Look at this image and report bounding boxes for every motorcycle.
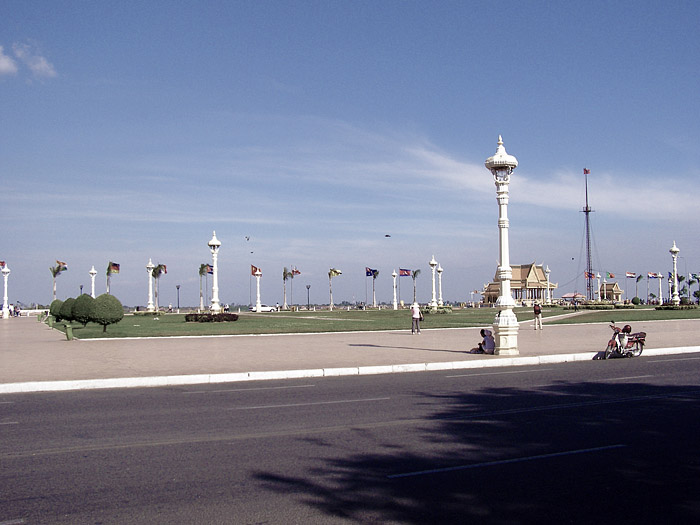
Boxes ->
[604,321,646,359]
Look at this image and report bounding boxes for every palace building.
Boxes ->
[483,262,557,305]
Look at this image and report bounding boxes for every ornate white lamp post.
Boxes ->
[146,259,155,312]
[670,241,680,306]
[545,265,551,305]
[485,135,519,355]
[392,270,398,310]
[254,268,262,312]
[89,266,97,298]
[658,271,663,304]
[437,264,444,307]
[2,264,10,319]
[429,255,438,310]
[208,231,222,313]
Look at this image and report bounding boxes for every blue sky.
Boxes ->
[2,1,699,307]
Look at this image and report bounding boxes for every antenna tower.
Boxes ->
[581,169,594,301]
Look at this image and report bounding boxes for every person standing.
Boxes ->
[533,301,543,330]
[410,302,422,334]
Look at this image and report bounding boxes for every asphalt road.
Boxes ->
[2,354,700,524]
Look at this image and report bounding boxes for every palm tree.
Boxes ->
[198,264,208,312]
[411,269,421,305]
[371,269,379,307]
[686,275,696,300]
[49,262,67,301]
[282,267,293,310]
[151,264,166,311]
[678,275,687,299]
[328,268,341,311]
[635,274,643,299]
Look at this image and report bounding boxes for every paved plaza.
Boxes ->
[2,314,700,393]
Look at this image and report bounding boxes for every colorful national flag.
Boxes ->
[625,272,636,278]
[648,272,658,279]
[107,262,120,274]
[0,261,5,268]
[583,168,590,175]
[585,271,595,279]
[606,272,615,279]
[56,260,68,271]
[399,268,411,277]
[669,272,673,279]
[291,267,301,275]
[162,265,167,274]
[251,265,261,276]
[329,268,342,277]
[206,264,213,274]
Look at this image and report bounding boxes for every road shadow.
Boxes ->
[253,380,700,523]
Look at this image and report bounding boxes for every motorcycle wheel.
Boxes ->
[604,344,614,360]
[631,342,643,357]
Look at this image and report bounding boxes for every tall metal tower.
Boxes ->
[581,169,594,301]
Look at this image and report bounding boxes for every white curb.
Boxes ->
[1,346,699,394]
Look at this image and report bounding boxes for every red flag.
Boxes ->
[251,265,261,276]
[583,168,590,175]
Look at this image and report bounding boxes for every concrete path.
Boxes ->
[2,315,700,393]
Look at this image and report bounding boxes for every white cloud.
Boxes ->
[0,45,18,75]
[12,42,57,78]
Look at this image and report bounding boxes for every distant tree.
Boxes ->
[49,299,64,321]
[151,264,167,311]
[59,297,76,323]
[91,293,124,332]
[371,269,379,307]
[72,293,96,327]
[411,269,421,304]
[49,262,67,301]
[282,267,293,309]
[198,263,208,312]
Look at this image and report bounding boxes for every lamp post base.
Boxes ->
[493,308,519,355]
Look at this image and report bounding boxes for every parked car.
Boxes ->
[249,304,277,312]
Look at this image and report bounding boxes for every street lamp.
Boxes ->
[392,270,398,310]
[146,259,155,312]
[670,241,680,306]
[89,266,97,298]
[208,231,222,313]
[437,264,444,307]
[2,264,10,319]
[306,284,311,310]
[545,265,551,305]
[429,255,438,310]
[176,284,181,313]
[485,135,519,355]
[254,268,262,312]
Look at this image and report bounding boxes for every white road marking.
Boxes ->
[446,369,553,378]
[183,384,315,394]
[388,444,627,479]
[231,397,391,410]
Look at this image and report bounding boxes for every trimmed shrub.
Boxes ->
[59,298,76,323]
[72,294,96,326]
[49,299,64,321]
[185,313,239,323]
[91,294,124,332]
[631,297,641,305]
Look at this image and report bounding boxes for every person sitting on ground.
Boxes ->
[470,328,495,354]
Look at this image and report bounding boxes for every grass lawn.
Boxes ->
[52,306,700,339]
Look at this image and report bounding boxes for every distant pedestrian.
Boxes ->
[533,302,543,330]
[410,303,422,334]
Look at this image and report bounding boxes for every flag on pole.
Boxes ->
[329,268,342,277]
[0,261,5,268]
[648,272,658,279]
[107,262,120,274]
[606,272,615,279]
[399,268,411,277]
[56,260,68,271]
[251,265,261,276]
[292,267,301,275]
[585,271,595,279]
[205,264,213,274]
[583,168,590,175]
[366,267,373,276]
[625,272,636,278]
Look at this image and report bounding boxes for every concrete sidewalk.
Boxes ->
[2,315,700,393]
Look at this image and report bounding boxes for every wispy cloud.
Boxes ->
[12,42,57,78]
[0,45,18,75]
